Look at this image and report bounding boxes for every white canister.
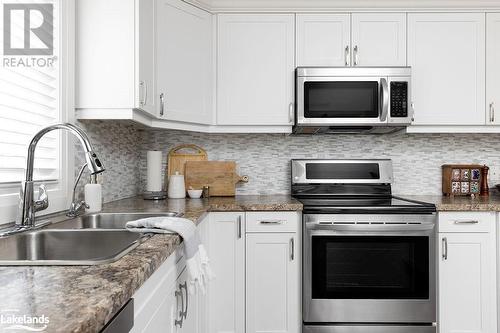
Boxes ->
[168,171,186,198]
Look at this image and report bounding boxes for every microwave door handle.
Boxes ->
[380,78,389,122]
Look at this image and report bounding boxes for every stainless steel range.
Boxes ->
[292,160,437,333]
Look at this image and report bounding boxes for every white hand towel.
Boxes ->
[126,217,215,294]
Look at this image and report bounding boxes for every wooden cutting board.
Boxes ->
[166,144,207,184]
[185,161,249,197]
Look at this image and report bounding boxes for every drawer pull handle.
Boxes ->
[454,220,479,224]
[290,237,294,261]
[259,219,285,224]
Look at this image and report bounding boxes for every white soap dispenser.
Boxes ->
[85,174,102,213]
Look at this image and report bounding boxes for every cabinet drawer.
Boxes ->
[438,212,495,233]
[245,212,299,233]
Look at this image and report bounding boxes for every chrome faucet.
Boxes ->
[16,123,105,230]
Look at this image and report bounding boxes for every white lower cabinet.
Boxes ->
[246,233,299,333]
[207,212,245,333]
[131,247,183,333]
[130,211,300,333]
[438,212,497,333]
[207,211,300,333]
[131,216,209,333]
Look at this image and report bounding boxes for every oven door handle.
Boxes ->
[380,77,389,122]
[306,223,435,233]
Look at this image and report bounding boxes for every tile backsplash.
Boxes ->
[140,129,500,196]
[75,121,143,203]
[77,121,500,198]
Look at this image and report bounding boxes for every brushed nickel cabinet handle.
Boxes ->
[353,45,359,66]
[144,81,148,106]
[259,219,285,224]
[454,220,479,224]
[289,103,294,123]
[344,45,349,66]
[490,102,495,123]
[237,215,242,239]
[179,282,188,319]
[160,93,165,116]
[442,237,448,260]
[290,237,295,261]
[174,288,184,327]
[139,81,145,106]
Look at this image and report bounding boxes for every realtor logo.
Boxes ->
[3,3,54,56]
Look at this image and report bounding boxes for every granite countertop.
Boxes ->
[0,195,302,333]
[405,194,500,212]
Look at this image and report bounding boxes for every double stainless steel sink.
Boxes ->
[0,212,181,266]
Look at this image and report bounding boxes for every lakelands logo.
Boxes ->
[2,3,56,68]
[0,310,49,332]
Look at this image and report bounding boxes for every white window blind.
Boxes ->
[0,0,61,184]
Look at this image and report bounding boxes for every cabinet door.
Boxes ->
[246,233,299,333]
[131,249,183,333]
[76,0,135,109]
[138,278,178,333]
[351,13,406,66]
[137,0,156,116]
[438,233,497,333]
[408,13,485,125]
[156,0,213,124]
[217,14,295,126]
[296,14,350,67]
[207,213,245,333]
[486,13,500,125]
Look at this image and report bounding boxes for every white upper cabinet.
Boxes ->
[156,0,214,124]
[76,0,156,116]
[296,14,350,66]
[486,13,500,125]
[351,13,406,66]
[296,13,406,67]
[217,14,295,126]
[408,13,485,125]
[137,0,157,115]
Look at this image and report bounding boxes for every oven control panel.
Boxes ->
[390,81,408,118]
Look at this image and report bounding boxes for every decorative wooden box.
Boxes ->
[442,164,487,196]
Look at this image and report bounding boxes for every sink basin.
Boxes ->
[51,212,182,230]
[0,229,151,265]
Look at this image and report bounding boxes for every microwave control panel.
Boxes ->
[390,81,408,118]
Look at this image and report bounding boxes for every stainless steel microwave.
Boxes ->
[294,67,412,134]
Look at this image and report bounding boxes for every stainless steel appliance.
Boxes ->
[294,67,412,134]
[292,160,437,333]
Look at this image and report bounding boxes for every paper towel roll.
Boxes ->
[146,151,163,192]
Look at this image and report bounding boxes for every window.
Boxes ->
[0,0,73,223]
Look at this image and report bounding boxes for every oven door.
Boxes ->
[303,216,436,324]
[296,76,389,126]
